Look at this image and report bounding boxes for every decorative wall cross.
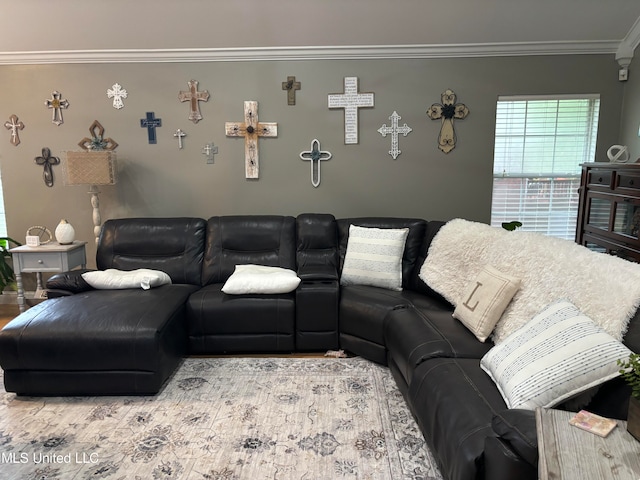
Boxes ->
[282,76,301,105]
[78,120,118,150]
[174,129,186,149]
[300,139,332,188]
[225,101,278,179]
[178,79,209,124]
[45,91,69,126]
[140,112,162,144]
[34,147,60,187]
[202,142,218,164]
[328,76,374,145]
[378,111,412,160]
[4,114,24,146]
[107,83,128,109]
[427,89,469,154]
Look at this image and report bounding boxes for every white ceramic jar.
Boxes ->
[55,219,75,244]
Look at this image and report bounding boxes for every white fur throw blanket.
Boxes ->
[420,218,640,344]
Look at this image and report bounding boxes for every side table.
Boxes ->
[537,407,640,479]
[9,241,87,313]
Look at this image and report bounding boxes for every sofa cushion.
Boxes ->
[340,225,409,291]
[221,264,301,294]
[82,268,171,290]
[453,265,520,342]
[481,300,633,409]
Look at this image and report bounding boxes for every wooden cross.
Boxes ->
[378,111,412,160]
[78,120,118,151]
[328,76,374,145]
[140,112,162,144]
[107,83,128,109]
[4,114,24,146]
[34,147,60,187]
[300,139,332,188]
[427,89,469,154]
[174,129,186,149]
[282,76,301,105]
[178,79,209,124]
[225,101,278,179]
[202,142,218,164]
[45,91,69,126]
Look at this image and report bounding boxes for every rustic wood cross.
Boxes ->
[45,91,69,126]
[34,147,60,187]
[78,120,118,151]
[328,76,374,145]
[225,101,278,179]
[4,114,24,146]
[427,89,469,154]
[202,142,218,164]
[282,76,301,105]
[178,79,209,124]
[140,112,162,144]
[300,138,332,188]
[107,83,128,109]
[174,129,186,149]
[378,111,412,159]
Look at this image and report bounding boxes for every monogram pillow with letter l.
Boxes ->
[453,265,521,342]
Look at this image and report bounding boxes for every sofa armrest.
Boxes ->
[297,264,339,282]
[46,269,95,296]
[491,409,538,467]
[484,436,537,480]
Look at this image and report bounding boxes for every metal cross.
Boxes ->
[178,79,210,124]
[299,139,332,188]
[378,111,412,160]
[282,76,301,105]
[107,83,128,109]
[174,129,186,149]
[328,76,374,145]
[427,89,469,154]
[4,114,25,146]
[225,101,278,178]
[78,120,118,151]
[202,142,218,164]
[44,91,69,126]
[140,112,162,144]
[34,147,60,187]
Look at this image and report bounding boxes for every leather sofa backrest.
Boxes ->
[97,217,207,285]
[201,215,297,285]
[296,213,339,279]
[337,217,427,290]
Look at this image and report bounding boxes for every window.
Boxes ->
[491,95,600,240]
[0,168,6,237]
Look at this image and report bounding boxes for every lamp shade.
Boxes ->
[63,151,117,186]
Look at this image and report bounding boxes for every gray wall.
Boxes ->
[621,47,640,159]
[0,54,625,265]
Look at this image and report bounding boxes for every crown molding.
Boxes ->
[0,41,623,65]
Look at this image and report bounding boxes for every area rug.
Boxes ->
[0,357,443,480]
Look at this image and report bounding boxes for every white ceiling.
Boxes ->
[1,0,640,64]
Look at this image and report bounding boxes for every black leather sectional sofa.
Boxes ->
[0,214,638,480]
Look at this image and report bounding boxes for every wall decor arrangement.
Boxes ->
[426,89,469,154]
[282,76,301,105]
[34,147,60,187]
[78,120,118,151]
[299,138,332,188]
[140,112,162,144]
[178,79,209,124]
[44,91,69,126]
[107,83,128,110]
[328,76,375,145]
[378,111,412,160]
[4,114,24,146]
[202,142,219,164]
[174,129,186,149]
[225,101,278,179]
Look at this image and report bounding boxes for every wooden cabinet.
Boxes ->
[576,163,640,262]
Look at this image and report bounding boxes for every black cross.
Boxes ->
[140,112,162,144]
[34,147,60,187]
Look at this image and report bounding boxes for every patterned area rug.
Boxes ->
[0,357,443,480]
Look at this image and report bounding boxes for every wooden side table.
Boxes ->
[9,241,87,313]
[537,407,640,479]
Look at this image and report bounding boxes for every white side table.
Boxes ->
[9,241,87,313]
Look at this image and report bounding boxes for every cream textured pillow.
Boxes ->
[221,264,301,294]
[82,268,172,290]
[480,300,632,410]
[453,265,520,342]
[340,225,409,291]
